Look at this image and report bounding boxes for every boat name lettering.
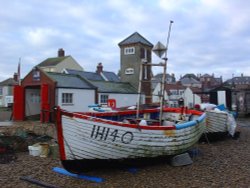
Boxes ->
[91,125,133,144]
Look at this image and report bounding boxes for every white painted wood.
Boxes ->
[205,111,228,133]
[61,113,205,160]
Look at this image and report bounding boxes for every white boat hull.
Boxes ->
[58,111,205,159]
[205,110,237,137]
[55,107,206,172]
[205,111,228,134]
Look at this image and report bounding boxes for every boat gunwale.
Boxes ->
[60,108,206,131]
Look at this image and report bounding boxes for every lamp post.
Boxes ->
[152,20,174,124]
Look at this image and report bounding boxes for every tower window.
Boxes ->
[140,48,147,60]
[124,47,135,55]
[125,68,134,75]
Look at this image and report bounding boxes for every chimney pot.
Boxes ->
[58,48,65,57]
[96,62,103,74]
[13,73,18,82]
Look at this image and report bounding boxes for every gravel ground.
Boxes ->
[0,118,250,188]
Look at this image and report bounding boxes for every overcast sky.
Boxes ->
[1,0,250,82]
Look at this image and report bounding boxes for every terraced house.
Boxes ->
[0,73,18,107]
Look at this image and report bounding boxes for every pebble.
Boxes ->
[0,117,249,188]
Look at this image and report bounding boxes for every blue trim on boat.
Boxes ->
[93,107,106,112]
[197,113,206,122]
[175,113,206,130]
[175,120,196,130]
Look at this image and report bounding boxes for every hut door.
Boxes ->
[217,91,226,107]
[13,85,25,121]
[41,84,50,123]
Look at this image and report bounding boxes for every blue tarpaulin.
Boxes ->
[52,167,104,183]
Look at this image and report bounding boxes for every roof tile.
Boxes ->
[118,32,153,47]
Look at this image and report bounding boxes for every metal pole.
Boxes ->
[136,60,144,119]
[159,20,174,125]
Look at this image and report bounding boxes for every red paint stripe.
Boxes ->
[56,107,66,160]
[63,110,176,130]
[60,107,203,131]
[186,109,203,115]
[163,107,203,115]
[77,108,160,117]
[78,107,202,117]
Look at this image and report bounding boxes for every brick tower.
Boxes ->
[118,32,153,104]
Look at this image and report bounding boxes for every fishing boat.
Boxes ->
[54,21,207,172]
[55,106,206,172]
[205,108,237,138]
[196,103,237,140]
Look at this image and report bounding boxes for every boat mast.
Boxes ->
[154,20,174,125]
[136,60,144,119]
[137,20,173,122]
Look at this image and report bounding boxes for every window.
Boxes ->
[0,87,2,96]
[173,102,178,107]
[144,63,148,80]
[49,68,55,72]
[124,47,135,55]
[33,70,40,81]
[31,93,40,103]
[170,90,177,95]
[62,93,73,104]
[188,102,193,108]
[100,94,109,104]
[140,47,147,60]
[179,90,184,95]
[125,68,134,75]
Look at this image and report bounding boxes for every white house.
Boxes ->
[183,87,201,108]
[47,72,96,112]
[152,82,168,103]
[0,74,18,107]
[91,80,142,108]
[64,64,142,108]
[153,83,201,108]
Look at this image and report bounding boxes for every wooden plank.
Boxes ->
[20,176,60,188]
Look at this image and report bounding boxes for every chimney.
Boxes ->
[13,73,18,82]
[58,48,65,57]
[96,62,103,74]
